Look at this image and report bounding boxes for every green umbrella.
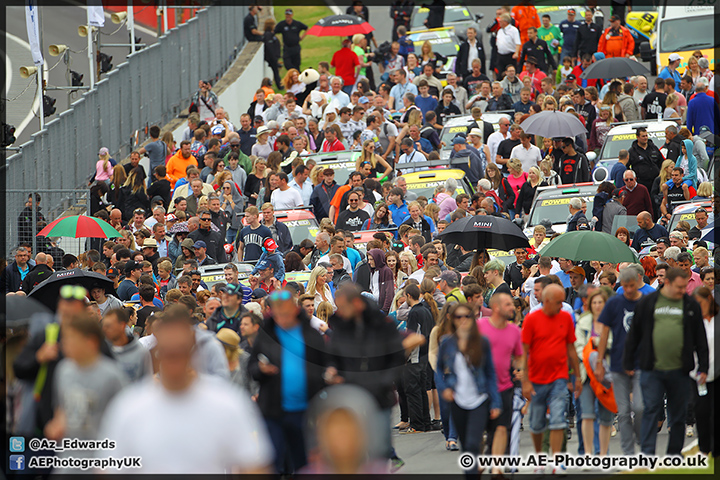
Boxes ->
[538,230,638,264]
[37,215,122,239]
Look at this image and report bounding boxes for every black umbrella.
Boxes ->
[579,57,650,80]
[439,215,531,252]
[3,295,53,331]
[28,268,115,311]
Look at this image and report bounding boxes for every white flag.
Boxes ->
[87,3,105,28]
[25,0,44,66]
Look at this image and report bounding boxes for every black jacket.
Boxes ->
[457,38,487,77]
[147,178,171,208]
[188,228,228,264]
[468,120,495,148]
[516,180,547,216]
[118,186,150,222]
[21,263,54,293]
[434,102,461,126]
[310,181,340,222]
[627,139,664,187]
[520,39,556,74]
[663,135,682,162]
[263,31,281,61]
[503,262,524,290]
[248,312,326,417]
[331,269,351,289]
[446,247,474,272]
[247,100,267,118]
[576,21,602,57]
[623,291,708,375]
[353,259,371,292]
[1,260,24,293]
[326,297,406,409]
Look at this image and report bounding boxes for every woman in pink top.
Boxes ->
[506,158,528,214]
[95,147,114,183]
[437,178,459,219]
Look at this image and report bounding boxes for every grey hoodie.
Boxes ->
[109,334,153,382]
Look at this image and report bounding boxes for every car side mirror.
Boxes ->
[475,13,484,21]
[586,151,597,163]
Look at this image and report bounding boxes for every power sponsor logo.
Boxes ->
[540,196,591,206]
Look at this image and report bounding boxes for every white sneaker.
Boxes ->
[686,425,694,437]
[552,463,567,476]
[533,466,547,475]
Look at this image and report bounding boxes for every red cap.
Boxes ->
[263,238,278,251]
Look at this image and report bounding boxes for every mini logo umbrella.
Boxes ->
[439,215,530,252]
[306,14,375,37]
[37,215,122,238]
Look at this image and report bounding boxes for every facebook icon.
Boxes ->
[10,455,25,470]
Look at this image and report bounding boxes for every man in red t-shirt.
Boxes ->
[331,39,360,95]
[521,284,582,473]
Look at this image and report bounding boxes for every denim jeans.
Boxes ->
[438,393,458,442]
[528,378,568,433]
[264,411,307,474]
[575,388,601,455]
[451,401,489,459]
[640,369,691,456]
[612,371,643,455]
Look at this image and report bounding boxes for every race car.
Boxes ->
[301,151,361,186]
[400,163,475,201]
[624,6,657,53]
[523,183,598,238]
[409,3,483,40]
[198,263,254,290]
[668,200,712,233]
[407,28,460,82]
[591,120,677,184]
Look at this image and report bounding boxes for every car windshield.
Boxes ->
[440,124,469,152]
[600,132,666,160]
[279,217,321,246]
[406,178,467,200]
[529,194,595,227]
[489,249,516,266]
[659,15,717,53]
[610,215,641,242]
[412,6,471,28]
[412,37,459,58]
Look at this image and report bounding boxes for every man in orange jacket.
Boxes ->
[166,140,198,189]
[511,2,541,46]
[598,15,635,59]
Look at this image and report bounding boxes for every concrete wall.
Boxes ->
[172,42,265,143]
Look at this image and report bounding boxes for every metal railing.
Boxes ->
[3,5,248,257]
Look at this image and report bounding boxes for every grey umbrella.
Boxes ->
[579,57,650,80]
[519,111,587,138]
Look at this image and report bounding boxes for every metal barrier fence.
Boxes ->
[4,5,247,257]
[6,189,90,264]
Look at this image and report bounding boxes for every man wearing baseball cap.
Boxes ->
[658,53,683,91]
[193,240,216,267]
[206,284,246,333]
[251,238,286,283]
[435,270,466,303]
[118,261,142,301]
[598,15,635,59]
[274,8,308,72]
[248,259,286,294]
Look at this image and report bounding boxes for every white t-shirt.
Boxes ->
[138,334,157,350]
[510,144,543,172]
[99,375,273,474]
[453,352,488,409]
[487,131,511,164]
[270,187,303,210]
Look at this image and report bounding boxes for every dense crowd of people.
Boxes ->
[3,1,717,475]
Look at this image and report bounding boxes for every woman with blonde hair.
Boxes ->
[542,95,557,111]
[307,265,336,310]
[356,139,392,182]
[588,104,616,152]
[316,301,335,323]
[161,131,176,163]
[94,147,114,184]
[309,165,325,186]
[424,203,440,226]
[245,157,268,204]
[395,109,423,151]
[695,181,713,199]
[651,159,676,207]
[419,40,446,72]
[282,68,306,96]
[515,166,547,218]
[399,250,418,276]
[118,229,137,250]
[108,164,127,206]
[539,157,560,185]
[684,55,702,85]
[663,93,681,124]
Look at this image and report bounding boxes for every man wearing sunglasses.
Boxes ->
[247,289,326,474]
[188,210,227,265]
